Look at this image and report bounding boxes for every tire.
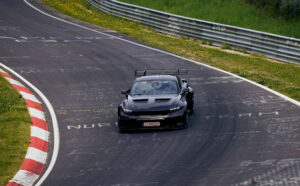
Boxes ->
[117,120,126,133]
[182,112,189,129]
[187,93,194,115]
[119,128,127,133]
[188,107,194,115]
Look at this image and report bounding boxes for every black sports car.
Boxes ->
[118,70,194,131]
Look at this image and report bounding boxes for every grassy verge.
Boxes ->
[43,0,300,101]
[0,74,31,185]
[120,0,300,38]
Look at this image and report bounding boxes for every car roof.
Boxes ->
[135,75,178,82]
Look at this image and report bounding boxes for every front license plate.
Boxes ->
[143,122,160,127]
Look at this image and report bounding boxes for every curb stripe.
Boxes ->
[5,77,24,87]
[31,126,49,142]
[20,159,45,175]
[8,170,39,186]
[19,91,41,104]
[26,100,44,112]
[29,137,49,152]
[28,108,45,121]
[0,67,50,186]
[7,182,22,186]
[0,71,13,79]
[13,84,32,94]
[31,117,48,131]
[25,147,48,164]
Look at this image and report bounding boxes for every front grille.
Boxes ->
[132,110,170,116]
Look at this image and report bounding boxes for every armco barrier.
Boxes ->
[87,0,300,64]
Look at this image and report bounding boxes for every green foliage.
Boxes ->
[258,76,267,85]
[245,0,300,20]
[221,43,231,49]
[235,47,247,53]
[0,74,31,185]
[120,0,300,38]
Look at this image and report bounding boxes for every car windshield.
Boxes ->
[131,80,179,95]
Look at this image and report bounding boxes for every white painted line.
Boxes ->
[9,170,39,186]
[28,107,45,121]
[5,77,24,87]
[0,56,30,59]
[23,0,300,107]
[0,63,59,186]
[25,147,48,164]
[258,111,279,116]
[31,126,49,142]
[239,113,252,117]
[19,91,41,104]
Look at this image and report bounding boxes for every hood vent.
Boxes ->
[133,99,148,103]
[155,98,171,103]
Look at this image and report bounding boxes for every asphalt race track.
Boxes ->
[1,0,300,185]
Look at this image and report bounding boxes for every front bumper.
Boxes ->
[118,108,187,130]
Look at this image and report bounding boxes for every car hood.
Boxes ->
[123,94,181,112]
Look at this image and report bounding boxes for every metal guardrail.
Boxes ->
[87,0,300,64]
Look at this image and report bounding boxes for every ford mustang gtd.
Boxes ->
[118,71,193,132]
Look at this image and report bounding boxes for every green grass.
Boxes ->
[120,0,300,39]
[0,74,31,185]
[43,0,300,101]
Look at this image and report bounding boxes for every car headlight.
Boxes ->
[122,107,132,114]
[170,106,183,111]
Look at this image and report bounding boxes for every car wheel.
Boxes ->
[182,112,189,129]
[188,107,194,115]
[187,95,194,115]
[117,120,126,133]
[119,127,127,133]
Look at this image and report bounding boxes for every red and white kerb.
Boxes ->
[0,68,49,186]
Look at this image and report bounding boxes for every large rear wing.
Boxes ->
[134,69,188,77]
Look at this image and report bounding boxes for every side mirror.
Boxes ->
[182,88,189,94]
[121,89,130,95]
